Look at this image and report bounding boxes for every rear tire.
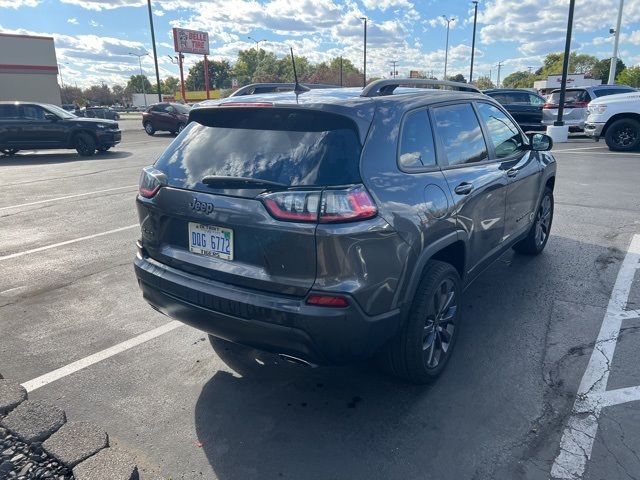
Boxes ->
[74,132,96,156]
[605,118,640,151]
[177,123,185,134]
[1,148,19,156]
[97,146,110,152]
[513,187,553,255]
[144,121,155,136]
[381,260,462,384]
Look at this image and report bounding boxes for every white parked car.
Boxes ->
[585,91,640,151]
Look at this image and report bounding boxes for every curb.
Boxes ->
[0,378,138,479]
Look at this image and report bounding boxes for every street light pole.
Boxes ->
[554,0,576,130]
[360,17,367,87]
[608,0,624,84]
[247,36,266,50]
[469,1,479,83]
[128,52,148,107]
[146,0,162,102]
[442,16,455,80]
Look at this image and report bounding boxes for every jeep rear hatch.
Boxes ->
[138,106,365,296]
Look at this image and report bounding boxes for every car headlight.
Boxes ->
[96,124,106,129]
[588,104,607,114]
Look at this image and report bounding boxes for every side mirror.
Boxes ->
[44,113,58,122]
[528,133,553,151]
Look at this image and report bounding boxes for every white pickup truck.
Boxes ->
[585,91,640,151]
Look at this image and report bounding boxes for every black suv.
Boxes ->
[134,80,556,383]
[0,102,121,156]
[483,88,547,131]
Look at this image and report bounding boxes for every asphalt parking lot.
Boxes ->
[1,130,639,479]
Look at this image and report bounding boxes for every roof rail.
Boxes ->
[230,82,341,97]
[361,79,481,97]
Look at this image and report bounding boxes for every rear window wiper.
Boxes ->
[201,176,289,191]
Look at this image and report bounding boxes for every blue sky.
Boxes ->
[1,0,639,88]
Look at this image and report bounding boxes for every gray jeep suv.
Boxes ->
[134,80,556,383]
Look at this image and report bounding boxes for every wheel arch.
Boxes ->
[69,129,98,147]
[402,232,467,310]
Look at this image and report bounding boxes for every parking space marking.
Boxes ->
[557,151,640,156]
[21,320,183,392]
[0,224,138,262]
[552,146,603,153]
[0,185,137,211]
[550,234,640,479]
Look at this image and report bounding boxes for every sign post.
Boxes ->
[204,55,210,100]
[172,27,210,103]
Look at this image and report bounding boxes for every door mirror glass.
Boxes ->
[44,113,58,122]
[529,133,553,151]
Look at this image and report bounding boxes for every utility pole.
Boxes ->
[496,61,503,88]
[527,66,533,74]
[608,0,624,84]
[128,52,149,107]
[146,0,162,102]
[469,1,479,83]
[360,17,367,87]
[442,16,455,80]
[555,0,576,128]
[390,60,399,78]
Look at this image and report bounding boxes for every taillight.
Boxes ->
[138,166,164,198]
[261,185,377,223]
[319,186,377,223]
[565,101,589,108]
[262,190,320,222]
[306,294,349,307]
[543,103,556,109]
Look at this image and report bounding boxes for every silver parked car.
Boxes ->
[542,85,636,131]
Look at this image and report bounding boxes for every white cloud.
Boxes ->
[361,0,412,11]
[88,19,102,27]
[59,0,145,10]
[67,17,79,24]
[0,0,39,7]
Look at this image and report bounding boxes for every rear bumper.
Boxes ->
[584,122,605,139]
[134,249,401,365]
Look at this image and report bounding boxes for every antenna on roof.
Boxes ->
[290,47,310,95]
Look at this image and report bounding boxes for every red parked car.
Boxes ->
[142,103,191,135]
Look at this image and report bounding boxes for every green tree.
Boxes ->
[590,58,626,84]
[447,73,467,83]
[162,76,180,94]
[126,74,152,94]
[616,65,640,87]
[186,59,232,90]
[502,71,536,88]
[233,49,277,85]
[537,52,598,76]
[474,76,495,90]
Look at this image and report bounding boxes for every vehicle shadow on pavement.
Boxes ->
[191,233,632,480]
[0,150,132,166]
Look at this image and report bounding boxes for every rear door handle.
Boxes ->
[454,182,474,195]
[506,168,518,178]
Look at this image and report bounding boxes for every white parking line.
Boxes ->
[558,151,640,156]
[553,146,602,153]
[21,321,183,392]
[0,185,137,211]
[550,234,640,479]
[0,224,138,262]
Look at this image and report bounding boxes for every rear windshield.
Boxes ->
[154,108,362,190]
[548,89,589,105]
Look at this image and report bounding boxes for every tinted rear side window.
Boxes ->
[399,109,436,169]
[592,87,635,97]
[155,108,362,190]
[432,103,488,166]
[0,105,19,119]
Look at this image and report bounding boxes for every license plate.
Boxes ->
[188,223,233,261]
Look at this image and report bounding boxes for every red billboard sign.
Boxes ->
[172,28,210,55]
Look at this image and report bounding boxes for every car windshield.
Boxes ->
[43,104,77,119]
